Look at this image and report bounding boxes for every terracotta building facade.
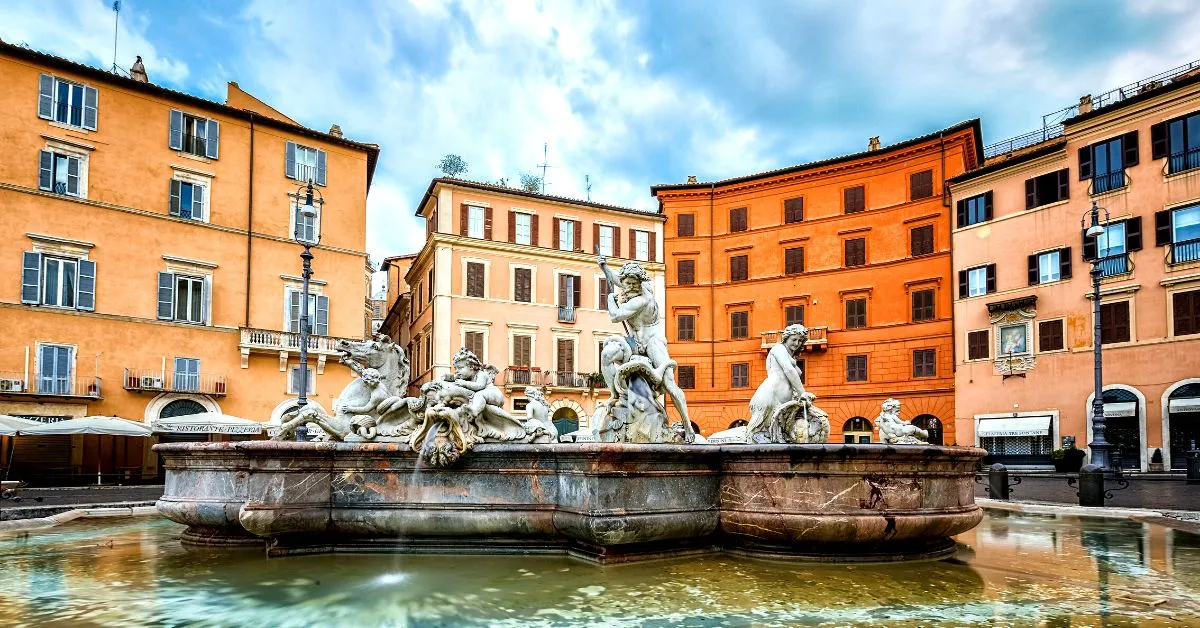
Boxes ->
[950,68,1200,471]
[654,121,982,440]
[404,178,665,435]
[0,42,377,483]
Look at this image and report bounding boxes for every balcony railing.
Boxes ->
[239,327,353,354]
[1091,171,1127,195]
[760,326,828,350]
[0,371,102,398]
[1169,148,1200,175]
[1096,253,1131,277]
[503,367,541,387]
[123,368,227,396]
[545,371,600,389]
[1171,238,1200,264]
[557,306,576,324]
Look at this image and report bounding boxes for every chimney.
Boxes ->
[129,55,148,83]
[1078,94,1093,115]
[867,136,881,151]
[328,124,343,138]
[686,175,698,184]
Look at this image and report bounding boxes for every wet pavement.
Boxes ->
[0,511,1198,626]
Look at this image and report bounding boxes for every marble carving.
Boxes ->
[876,398,929,445]
[745,324,830,444]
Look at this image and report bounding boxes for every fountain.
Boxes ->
[156,256,985,562]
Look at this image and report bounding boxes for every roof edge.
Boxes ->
[414,177,663,220]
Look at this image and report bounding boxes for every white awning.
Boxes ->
[19,416,152,437]
[0,415,44,436]
[1103,402,1137,418]
[1169,397,1200,413]
[153,412,263,435]
[977,416,1050,438]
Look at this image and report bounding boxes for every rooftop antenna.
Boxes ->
[537,142,553,194]
[111,1,121,73]
[585,175,592,201]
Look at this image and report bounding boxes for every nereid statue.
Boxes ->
[745,324,830,444]
[876,398,929,445]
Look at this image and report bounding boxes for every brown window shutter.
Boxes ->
[598,278,609,309]
[531,214,539,246]
[958,270,968,299]
[508,211,516,243]
[1123,130,1139,167]
[460,203,469,235]
[558,274,567,307]
[1028,254,1039,285]
[986,264,997,293]
[1025,178,1036,209]
[553,217,561,250]
[573,220,582,252]
[484,207,493,240]
[1060,247,1073,279]
[593,223,600,253]
[613,227,621,257]
[1150,121,1168,160]
[1126,216,1143,251]
[649,232,656,263]
[557,338,574,372]
[629,229,636,258]
[572,275,581,310]
[1155,210,1172,247]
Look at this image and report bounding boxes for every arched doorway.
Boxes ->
[1167,382,1200,471]
[843,417,873,444]
[155,398,211,481]
[912,415,944,445]
[1101,388,1141,470]
[728,419,748,429]
[552,407,579,436]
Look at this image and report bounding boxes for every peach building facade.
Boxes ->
[654,121,981,440]
[0,42,377,483]
[950,69,1200,471]
[405,178,665,433]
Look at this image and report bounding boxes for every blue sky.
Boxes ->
[3,0,1199,279]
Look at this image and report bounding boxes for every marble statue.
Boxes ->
[745,324,830,444]
[595,254,694,444]
[876,398,929,445]
[522,386,558,443]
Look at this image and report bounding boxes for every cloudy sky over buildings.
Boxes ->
[3,0,1199,263]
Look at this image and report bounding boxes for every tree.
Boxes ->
[519,173,542,193]
[437,154,468,178]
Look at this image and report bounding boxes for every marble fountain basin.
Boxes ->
[154,441,985,563]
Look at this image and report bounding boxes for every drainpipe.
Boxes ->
[709,183,716,388]
[941,132,957,381]
[244,113,255,328]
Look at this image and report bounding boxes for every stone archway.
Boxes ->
[143,392,220,423]
[551,406,579,436]
[550,398,587,430]
[843,417,873,444]
[912,414,943,445]
[1085,385,1148,471]
[1163,379,1200,470]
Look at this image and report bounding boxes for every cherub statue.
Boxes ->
[522,386,558,443]
[440,348,526,441]
[599,337,631,402]
[338,367,389,440]
[876,398,929,445]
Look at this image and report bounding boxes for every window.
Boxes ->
[425,335,432,371]
[555,218,578,251]
[1098,221,1126,258]
[959,264,995,298]
[37,74,97,130]
[910,169,934,200]
[168,110,220,159]
[38,344,74,394]
[795,359,806,383]
[285,141,326,185]
[729,207,748,232]
[634,230,650,261]
[466,262,485,298]
[465,331,484,358]
[844,185,865,214]
[512,335,532,370]
[514,267,532,303]
[677,213,696,237]
[428,270,434,304]
[730,311,749,339]
[677,365,696,389]
[785,305,805,327]
[173,357,200,392]
[284,290,329,336]
[169,180,206,221]
[514,213,533,245]
[1079,132,1136,194]
[41,257,77,308]
[1084,218,1140,275]
[845,298,867,329]
[598,278,610,309]
[913,349,936,378]
[467,206,486,239]
[1160,204,1200,263]
[1024,169,1069,209]
[911,289,935,322]
[784,197,804,223]
[784,247,804,275]
[288,365,315,395]
[677,314,696,341]
[967,330,990,360]
[1174,289,1200,336]
[910,225,934,257]
[843,417,873,444]
[846,355,867,382]
[730,255,748,282]
[677,259,696,285]
[1038,319,1065,351]
[956,192,992,227]
[157,272,209,324]
[1100,301,1131,344]
[1029,248,1072,285]
[558,274,581,308]
[293,197,320,244]
[731,363,749,388]
[1153,111,1200,174]
[598,225,615,256]
[556,338,575,376]
[38,150,82,196]
[844,238,866,267]
[513,398,529,412]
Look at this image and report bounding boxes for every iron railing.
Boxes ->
[123,368,227,396]
[0,370,101,398]
[546,371,598,388]
[1171,238,1200,264]
[1091,171,1127,195]
[1097,254,1130,277]
[759,326,828,349]
[983,126,1065,159]
[503,367,541,386]
[1169,148,1200,175]
[557,306,576,323]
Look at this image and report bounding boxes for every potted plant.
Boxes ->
[586,372,606,390]
[1149,448,1165,473]
[1051,445,1086,472]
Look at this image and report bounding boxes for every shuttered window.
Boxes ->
[465,331,484,359]
[843,185,865,214]
[912,349,936,378]
[910,169,934,200]
[284,141,327,186]
[1174,290,1200,337]
[1029,248,1073,284]
[513,212,533,245]
[784,247,804,275]
[38,74,97,130]
[1024,169,1070,209]
[633,229,652,261]
[677,259,696,285]
[957,192,993,227]
[558,274,581,308]
[26,254,93,311]
[1079,132,1137,193]
[1038,319,1065,351]
[1152,112,1200,174]
[514,267,532,303]
[554,218,580,251]
[284,289,328,335]
[967,330,989,360]
[784,197,804,223]
[169,179,206,221]
[846,355,867,382]
[729,207,748,232]
[598,278,610,309]
[292,197,320,244]
[37,344,74,394]
[168,110,220,159]
[466,262,485,298]
[677,213,696,237]
[911,289,935,322]
[677,365,696,389]
[844,238,866,267]
[960,264,996,298]
[677,314,696,341]
[38,150,82,197]
[910,225,934,257]
[730,363,749,388]
[556,338,575,373]
[730,311,749,339]
[1100,301,1131,344]
[785,305,805,327]
[845,298,867,329]
[512,335,532,367]
[730,255,749,282]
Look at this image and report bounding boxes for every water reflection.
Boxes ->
[0,513,1197,626]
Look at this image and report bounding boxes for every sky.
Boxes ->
[3,0,1199,289]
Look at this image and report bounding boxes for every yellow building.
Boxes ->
[0,42,378,483]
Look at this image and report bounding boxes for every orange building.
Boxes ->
[653,121,982,441]
[0,42,377,483]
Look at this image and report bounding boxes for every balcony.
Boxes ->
[238,327,360,370]
[1168,148,1200,175]
[557,306,576,324]
[546,371,600,389]
[503,367,542,387]
[760,326,828,351]
[1091,171,1126,195]
[123,368,227,396]
[1170,238,1200,264]
[1096,254,1131,278]
[0,371,102,399]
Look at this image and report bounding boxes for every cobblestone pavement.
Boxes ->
[1,485,163,519]
[974,472,1200,511]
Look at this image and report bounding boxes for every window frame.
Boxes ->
[911,288,936,322]
[844,238,866,267]
[1037,318,1067,353]
[1171,288,1200,337]
[784,304,805,327]
[967,266,989,297]
[558,219,576,251]
[514,212,533,246]
[597,224,615,257]
[846,355,868,382]
[729,206,748,232]
[910,224,935,257]
[40,75,97,131]
[784,246,804,275]
[677,213,696,237]
[844,297,867,329]
[912,348,936,378]
[41,255,78,309]
[966,329,990,361]
[677,365,697,389]
[37,342,75,394]
[1037,250,1062,284]
[291,196,322,244]
[173,357,201,392]
[677,259,696,286]
[1098,299,1133,345]
[634,230,650,261]
[730,362,750,388]
[287,364,316,395]
[676,314,696,341]
[729,254,748,282]
[730,310,749,340]
[910,169,934,201]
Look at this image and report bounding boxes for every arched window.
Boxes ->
[1100,388,1141,470]
[729,419,748,429]
[160,399,206,419]
[1168,383,1200,470]
[843,416,873,444]
[552,407,579,436]
[690,421,701,435]
[912,414,944,445]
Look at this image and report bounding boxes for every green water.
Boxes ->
[0,512,1198,626]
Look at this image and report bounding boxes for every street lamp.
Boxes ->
[1083,201,1111,470]
[294,180,322,441]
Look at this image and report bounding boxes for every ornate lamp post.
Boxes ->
[1083,201,1112,470]
[293,180,322,441]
